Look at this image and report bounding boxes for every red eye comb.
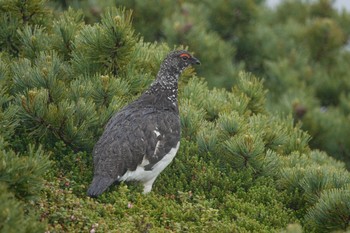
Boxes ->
[180,53,190,58]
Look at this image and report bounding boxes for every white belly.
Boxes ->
[119,142,180,186]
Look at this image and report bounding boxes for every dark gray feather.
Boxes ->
[87,50,199,197]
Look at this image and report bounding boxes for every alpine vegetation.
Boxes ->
[1,1,350,232]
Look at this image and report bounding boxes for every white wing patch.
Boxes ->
[119,142,180,193]
[154,140,161,156]
[154,130,161,137]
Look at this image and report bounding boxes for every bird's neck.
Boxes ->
[145,70,180,104]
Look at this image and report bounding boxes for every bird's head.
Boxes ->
[152,50,200,90]
[161,50,201,75]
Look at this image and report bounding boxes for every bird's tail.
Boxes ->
[87,176,114,197]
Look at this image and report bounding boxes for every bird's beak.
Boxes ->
[191,56,201,65]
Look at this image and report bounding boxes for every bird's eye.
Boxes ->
[180,53,190,61]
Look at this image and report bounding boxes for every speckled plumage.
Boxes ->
[87,50,200,197]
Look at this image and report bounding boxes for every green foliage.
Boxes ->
[0,87,18,142]
[261,1,350,168]
[8,7,168,151]
[0,139,50,201]
[305,186,350,232]
[233,72,267,115]
[115,0,242,88]
[51,8,85,60]
[39,179,241,232]
[39,167,296,232]
[72,7,136,76]
[1,0,350,232]
[0,183,46,233]
[0,109,49,231]
[280,223,303,233]
[111,0,350,169]
[304,17,345,61]
[0,0,50,56]
[115,0,174,41]
[206,0,263,72]
[223,134,265,170]
[278,150,350,230]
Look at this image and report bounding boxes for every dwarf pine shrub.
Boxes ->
[0,0,349,232]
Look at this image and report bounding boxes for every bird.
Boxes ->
[87,50,200,197]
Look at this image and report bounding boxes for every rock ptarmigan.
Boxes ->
[87,50,200,197]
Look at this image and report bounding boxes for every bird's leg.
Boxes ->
[142,176,157,194]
